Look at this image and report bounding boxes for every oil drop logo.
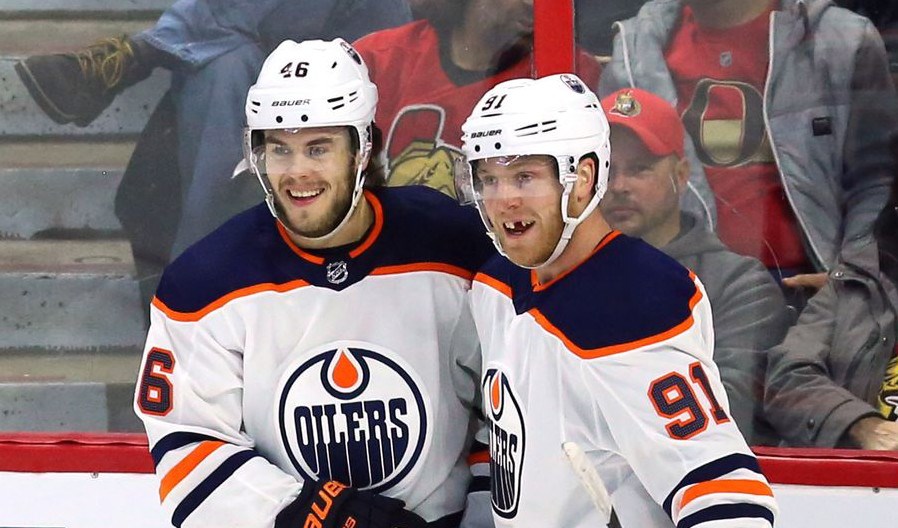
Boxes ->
[278,341,430,492]
[482,367,526,518]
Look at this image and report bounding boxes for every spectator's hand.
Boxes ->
[848,417,898,450]
[782,272,828,291]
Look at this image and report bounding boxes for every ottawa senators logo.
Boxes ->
[277,341,431,492]
[482,367,526,519]
[609,90,641,118]
[680,78,774,167]
[385,104,463,198]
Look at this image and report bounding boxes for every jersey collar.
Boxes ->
[276,189,385,265]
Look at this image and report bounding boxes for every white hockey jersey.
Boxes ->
[469,231,778,528]
[134,186,494,528]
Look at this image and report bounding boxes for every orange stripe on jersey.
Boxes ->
[277,221,324,265]
[159,441,225,501]
[467,450,490,466]
[679,479,774,511]
[528,276,704,359]
[473,272,513,298]
[532,230,621,292]
[349,190,384,258]
[277,189,384,264]
[370,262,474,280]
[686,271,703,310]
[152,278,311,322]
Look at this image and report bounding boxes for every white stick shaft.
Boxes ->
[562,441,613,526]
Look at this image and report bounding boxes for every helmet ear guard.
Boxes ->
[459,74,611,268]
[243,38,378,240]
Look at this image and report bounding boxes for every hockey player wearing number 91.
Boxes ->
[133,38,496,528]
[456,74,779,527]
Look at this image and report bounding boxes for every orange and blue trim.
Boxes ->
[663,454,775,527]
[474,234,705,360]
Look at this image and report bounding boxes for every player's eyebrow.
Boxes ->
[266,136,288,147]
[265,134,337,148]
[305,136,336,147]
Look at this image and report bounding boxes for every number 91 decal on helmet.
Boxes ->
[457,74,611,268]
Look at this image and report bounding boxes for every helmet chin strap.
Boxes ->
[516,179,604,271]
[517,220,577,270]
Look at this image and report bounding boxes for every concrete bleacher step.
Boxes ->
[0,349,145,432]
[0,239,147,432]
[0,0,170,18]
[0,139,136,168]
[0,0,173,432]
[0,168,124,239]
[0,239,146,350]
[0,19,157,56]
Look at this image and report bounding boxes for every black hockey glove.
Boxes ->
[275,479,428,528]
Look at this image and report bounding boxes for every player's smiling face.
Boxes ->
[475,155,564,267]
[263,127,356,238]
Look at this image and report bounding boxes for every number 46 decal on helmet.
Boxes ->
[280,62,309,78]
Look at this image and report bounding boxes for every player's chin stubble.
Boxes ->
[274,189,353,239]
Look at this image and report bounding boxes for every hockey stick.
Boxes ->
[562,441,613,527]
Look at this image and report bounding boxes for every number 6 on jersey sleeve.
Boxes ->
[137,347,176,416]
[648,362,730,440]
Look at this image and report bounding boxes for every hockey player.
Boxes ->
[456,74,778,527]
[134,38,493,528]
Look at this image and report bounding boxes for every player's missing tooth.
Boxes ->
[457,74,778,527]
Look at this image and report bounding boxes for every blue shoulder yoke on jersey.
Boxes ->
[476,233,701,357]
[154,186,494,316]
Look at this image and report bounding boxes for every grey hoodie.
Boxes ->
[662,213,791,444]
[601,0,898,271]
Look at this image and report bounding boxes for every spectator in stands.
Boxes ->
[599,88,790,445]
[765,170,898,450]
[15,0,410,128]
[354,0,601,198]
[600,0,898,306]
[15,0,412,309]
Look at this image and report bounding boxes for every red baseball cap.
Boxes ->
[600,88,685,158]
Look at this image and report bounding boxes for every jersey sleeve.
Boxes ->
[582,282,778,528]
[134,299,302,528]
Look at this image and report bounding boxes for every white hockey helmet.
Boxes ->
[243,38,378,239]
[457,73,611,268]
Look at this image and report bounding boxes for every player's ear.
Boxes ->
[574,156,597,202]
[567,156,597,217]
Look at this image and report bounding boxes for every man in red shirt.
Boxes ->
[600,0,898,302]
[354,0,601,198]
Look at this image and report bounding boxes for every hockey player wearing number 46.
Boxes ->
[456,74,779,527]
[134,38,496,528]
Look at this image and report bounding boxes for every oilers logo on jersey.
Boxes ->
[482,367,526,519]
[277,341,431,492]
